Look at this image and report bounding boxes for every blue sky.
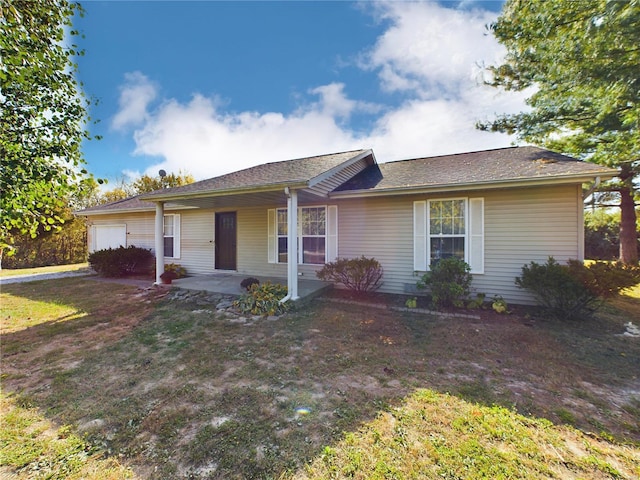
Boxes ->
[75,0,528,183]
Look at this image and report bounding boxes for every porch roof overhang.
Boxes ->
[139,182,325,209]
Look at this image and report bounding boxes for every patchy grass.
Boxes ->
[293,389,640,480]
[1,277,639,479]
[0,263,90,278]
[0,394,134,479]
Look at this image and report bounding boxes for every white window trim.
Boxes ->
[268,205,338,265]
[163,213,181,259]
[414,197,484,274]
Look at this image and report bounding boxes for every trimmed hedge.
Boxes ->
[88,246,154,277]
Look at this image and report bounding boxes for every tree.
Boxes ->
[132,171,196,194]
[0,0,98,260]
[478,0,640,263]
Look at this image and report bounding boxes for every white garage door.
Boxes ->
[93,225,127,252]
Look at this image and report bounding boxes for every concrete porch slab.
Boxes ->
[171,273,332,300]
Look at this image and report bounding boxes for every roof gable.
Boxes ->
[141,149,371,201]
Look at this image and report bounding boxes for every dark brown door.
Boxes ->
[215,212,237,270]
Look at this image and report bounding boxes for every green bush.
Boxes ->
[88,246,154,277]
[233,282,292,316]
[316,256,383,293]
[417,257,472,308]
[515,257,640,320]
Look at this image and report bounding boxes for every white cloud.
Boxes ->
[111,71,158,131]
[112,1,528,180]
[362,1,502,97]
[131,92,360,179]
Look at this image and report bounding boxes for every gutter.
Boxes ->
[582,176,602,201]
[329,172,617,199]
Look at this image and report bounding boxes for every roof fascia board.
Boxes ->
[307,149,375,188]
[140,181,309,202]
[76,205,196,216]
[330,173,616,199]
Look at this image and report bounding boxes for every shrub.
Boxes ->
[88,245,154,277]
[316,256,383,293]
[515,257,640,320]
[417,257,472,308]
[240,277,260,291]
[233,282,292,316]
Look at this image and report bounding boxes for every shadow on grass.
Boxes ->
[2,277,639,479]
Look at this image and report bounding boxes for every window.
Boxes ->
[414,198,484,274]
[268,206,337,265]
[277,209,288,263]
[163,214,180,259]
[429,199,465,264]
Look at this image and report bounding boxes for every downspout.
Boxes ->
[280,187,300,303]
[154,202,165,284]
[582,176,601,201]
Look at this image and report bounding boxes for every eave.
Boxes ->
[139,180,310,203]
[329,172,616,199]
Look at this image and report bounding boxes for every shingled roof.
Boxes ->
[333,146,616,195]
[141,149,370,201]
[78,146,616,215]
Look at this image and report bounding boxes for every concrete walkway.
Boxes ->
[0,270,94,285]
[173,273,332,300]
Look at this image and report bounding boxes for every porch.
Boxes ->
[171,272,332,300]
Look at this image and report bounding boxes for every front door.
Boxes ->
[215,212,237,270]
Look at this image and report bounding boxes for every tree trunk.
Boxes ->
[619,164,638,264]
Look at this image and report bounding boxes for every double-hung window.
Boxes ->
[163,214,181,259]
[414,198,484,273]
[269,206,337,265]
[429,199,466,264]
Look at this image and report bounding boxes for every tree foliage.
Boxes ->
[479,0,640,263]
[0,0,98,250]
[132,171,196,194]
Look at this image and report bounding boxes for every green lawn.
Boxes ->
[1,277,639,479]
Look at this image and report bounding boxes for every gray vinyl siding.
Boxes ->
[475,185,582,305]
[335,184,582,305]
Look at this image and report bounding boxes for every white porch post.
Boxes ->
[154,202,165,284]
[287,189,299,300]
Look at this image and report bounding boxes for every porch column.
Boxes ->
[154,202,165,284]
[287,189,299,300]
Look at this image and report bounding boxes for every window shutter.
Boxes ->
[173,214,181,259]
[327,205,338,262]
[413,201,427,271]
[267,209,276,263]
[468,198,484,274]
